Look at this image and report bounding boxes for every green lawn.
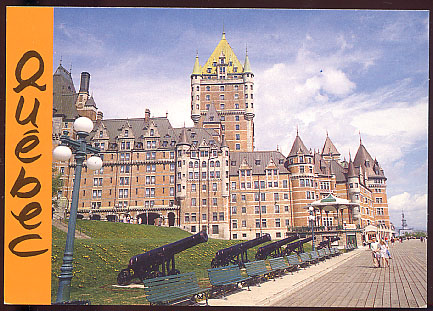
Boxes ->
[52,220,293,305]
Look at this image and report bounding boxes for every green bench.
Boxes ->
[286,254,301,271]
[308,251,320,264]
[317,249,327,261]
[299,252,312,267]
[207,264,251,296]
[333,247,342,256]
[329,247,336,257]
[244,260,272,284]
[143,272,210,306]
[323,247,332,258]
[268,257,290,277]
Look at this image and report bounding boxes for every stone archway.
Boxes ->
[168,212,175,227]
[147,212,160,225]
[90,214,101,221]
[77,214,84,219]
[137,213,147,225]
[106,215,117,222]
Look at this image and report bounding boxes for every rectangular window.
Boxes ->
[255,219,260,228]
[213,198,218,206]
[212,225,219,234]
[262,219,267,228]
[274,205,280,213]
[231,194,237,202]
[275,219,281,227]
[202,199,207,206]
[283,180,288,188]
[219,212,224,221]
[185,213,190,222]
[213,212,218,221]
[254,206,260,214]
[261,206,267,214]
[232,220,238,229]
[242,220,246,227]
[231,206,237,214]
[242,206,246,213]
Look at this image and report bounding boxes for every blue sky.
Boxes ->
[54,8,428,230]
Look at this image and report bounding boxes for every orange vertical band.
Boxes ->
[5,6,53,304]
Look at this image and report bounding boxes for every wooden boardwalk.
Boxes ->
[272,239,427,308]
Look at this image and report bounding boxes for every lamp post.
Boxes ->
[309,206,315,251]
[53,117,102,303]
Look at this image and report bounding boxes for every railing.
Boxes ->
[287,225,346,233]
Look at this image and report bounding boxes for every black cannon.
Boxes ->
[211,234,271,268]
[117,231,208,285]
[282,237,313,256]
[317,236,340,250]
[255,234,299,260]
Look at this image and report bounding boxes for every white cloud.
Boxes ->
[388,192,427,230]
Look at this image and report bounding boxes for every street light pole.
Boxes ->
[309,206,315,251]
[53,117,102,303]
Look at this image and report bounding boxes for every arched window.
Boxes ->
[189,161,193,168]
[202,161,207,167]
[194,161,199,168]
[215,161,220,167]
[210,161,214,167]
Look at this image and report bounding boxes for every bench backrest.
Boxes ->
[207,265,243,285]
[143,272,201,302]
[309,250,319,260]
[286,254,300,266]
[268,257,288,270]
[317,249,326,257]
[244,260,268,277]
[299,252,310,263]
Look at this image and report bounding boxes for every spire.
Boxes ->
[359,130,362,145]
[243,46,252,73]
[192,52,201,75]
[288,132,310,157]
[296,125,299,136]
[59,55,62,66]
[222,23,225,39]
[347,154,357,178]
[321,134,340,156]
[177,125,190,146]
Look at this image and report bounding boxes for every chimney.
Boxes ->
[145,108,151,121]
[79,72,90,94]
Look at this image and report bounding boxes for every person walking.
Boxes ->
[380,240,390,267]
[370,238,381,268]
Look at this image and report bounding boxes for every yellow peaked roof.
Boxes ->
[199,32,244,75]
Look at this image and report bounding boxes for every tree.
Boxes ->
[52,167,63,210]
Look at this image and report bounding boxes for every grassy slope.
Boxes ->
[52,220,285,305]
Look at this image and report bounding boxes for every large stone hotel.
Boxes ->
[53,32,391,244]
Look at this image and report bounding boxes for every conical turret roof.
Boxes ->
[288,133,310,157]
[201,32,243,75]
[192,53,201,75]
[347,156,357,178]
[177,126,190,146]
[243,49,252,73]
[322,135,340,156]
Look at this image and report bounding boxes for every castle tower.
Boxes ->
[285,132,315,227]
[321,133,341,162]
[190,32,255,152]
[347,154,361,222]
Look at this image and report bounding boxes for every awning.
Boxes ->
[304,193,359,212]
[364,225,378,232]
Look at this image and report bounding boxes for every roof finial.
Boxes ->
[69,62,72,74]
[326,129,328,137]
[222,23,226,39]
[359,130,362,145]
[196,49,198,57]
[296,125,299,136]
[59,55,62,66]
[349,149,351,160]
[246,43,248,55]
[276,144,279,152]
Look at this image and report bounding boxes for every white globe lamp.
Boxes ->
[308,215,315,221]
[87,156,103,170]
[73,116,94,133]
[309,206,314,212]
[53,145,72,161]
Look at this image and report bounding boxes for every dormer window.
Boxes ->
[229,61,233,66]
[99,131,103,138]
[220,86,225,91]
[234,67,238,73]
[212,62,216,67]
[150,129,154,136]
[207,68,211,73]
[210,116,214,121]
[220,58,224,64]
[365,160,369,167]
[124,130,128,137]
[255,159,261,165]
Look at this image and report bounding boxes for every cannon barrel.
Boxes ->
[211,234,271,268]
[255,235,298,260]
[283,237,313,256]
[214,233,271,258]
[118,231,208,285]
[129,230,207,267]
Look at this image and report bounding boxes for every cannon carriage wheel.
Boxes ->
[117,269,133,286]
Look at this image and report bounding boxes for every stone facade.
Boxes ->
[53,32,391,241]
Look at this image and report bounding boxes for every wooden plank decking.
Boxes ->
[272,239,427,308]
